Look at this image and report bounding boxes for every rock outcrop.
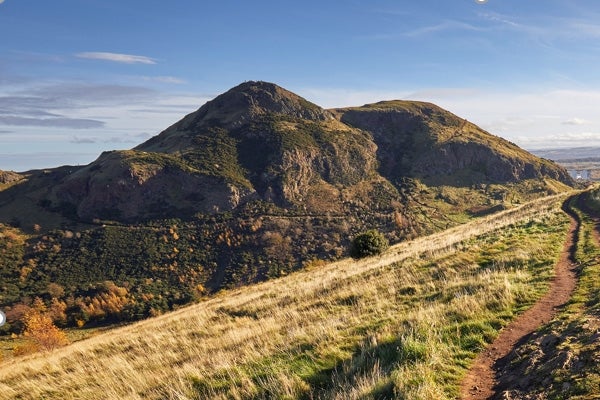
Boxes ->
[336,100,573,185]
[0,170,23,185]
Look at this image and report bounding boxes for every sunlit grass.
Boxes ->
[0,193,574,399]
[497,193,600,399]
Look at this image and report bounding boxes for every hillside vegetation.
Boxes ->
[0,192,578,399]
[0,81,576,331]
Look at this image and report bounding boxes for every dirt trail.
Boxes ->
[460,205,580,399]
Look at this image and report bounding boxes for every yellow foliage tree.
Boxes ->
[18,298,69,353]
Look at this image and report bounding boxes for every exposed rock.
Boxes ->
[50,150,257,222]
[337,101,573,186]
[0,170,23,185]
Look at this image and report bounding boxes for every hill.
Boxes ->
[0,81,575,330]
[3,192,594,399]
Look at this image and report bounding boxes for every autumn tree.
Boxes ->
[16,298,69,354]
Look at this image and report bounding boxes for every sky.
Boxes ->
[2,0,600,171]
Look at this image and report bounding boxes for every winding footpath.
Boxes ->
[460,203,580,399]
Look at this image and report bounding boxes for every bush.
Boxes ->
[350,230,389,259]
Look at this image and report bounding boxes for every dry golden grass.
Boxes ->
[0,192,575,399]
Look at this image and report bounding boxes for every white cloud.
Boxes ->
[478,12,521,28]
[141,76,186,84]
[516,131,600,148]
[298,88,409,109]
[406,88,481,99]
[478,11,600,42]
[76,52,156,65]
[568,21,600,39]
[0,116,104,129]
[70,136,97,144]
[562,118,588,125]
[0,152,99,172]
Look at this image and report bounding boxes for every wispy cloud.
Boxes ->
[404,20,482,37]
[516,132,600,147]
[478,12,521,28]
[104,135,139,144]
[479,11,600,42]
[0,152,100,172]
[25,83,156,105]
[568,21,600,39]
[0,116,104,129]
[562,118,588,126]
[68,133,151,145]
[0,82,160,129]
[70,136,97,144]
[76,52,156,65]
[141,76,186,84]
[407,88,481,99]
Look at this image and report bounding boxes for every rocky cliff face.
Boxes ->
[50,151,256,221]
[336,101,573,186]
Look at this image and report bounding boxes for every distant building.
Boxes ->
[567,169,591,180]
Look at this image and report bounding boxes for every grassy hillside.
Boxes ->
[0,193,576,399]
[490,189,600,399]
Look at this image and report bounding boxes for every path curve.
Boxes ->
[460,202,580,399]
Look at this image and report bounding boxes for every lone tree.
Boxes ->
[350,229,389,259]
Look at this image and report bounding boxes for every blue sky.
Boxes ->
[1,0,600,171]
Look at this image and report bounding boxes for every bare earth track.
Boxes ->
[460,202,580,399]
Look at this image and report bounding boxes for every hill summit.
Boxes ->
[23,80,570,224]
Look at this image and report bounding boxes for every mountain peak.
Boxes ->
[170,81,331,132]
[135,81,334,154]
[216,80,331,120]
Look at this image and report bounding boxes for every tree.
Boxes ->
[17,298,69,354]
[350,229,389,259]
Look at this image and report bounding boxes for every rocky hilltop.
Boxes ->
[337,101,571,185]
[25,81,571,224]
[0,81,575,327]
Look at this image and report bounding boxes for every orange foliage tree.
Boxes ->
[17,298,69,354]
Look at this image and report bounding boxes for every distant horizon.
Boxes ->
[2,1,600,170]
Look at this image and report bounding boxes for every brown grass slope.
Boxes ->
[0,192,575,399]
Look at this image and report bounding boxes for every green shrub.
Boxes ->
[350,229,389,258]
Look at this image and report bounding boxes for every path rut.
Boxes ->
[460,202,580,399]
